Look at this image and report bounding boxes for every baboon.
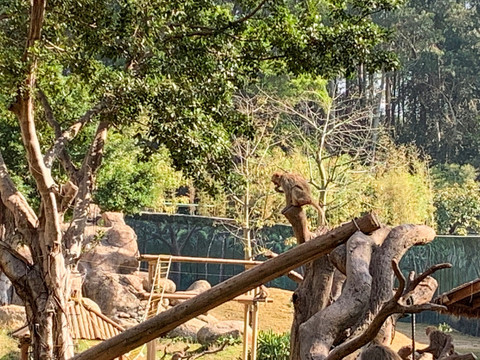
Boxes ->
[271,172,324,218]
[360,344,402,360]
[418,326,455,359]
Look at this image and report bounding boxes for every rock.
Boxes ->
[102,212,127,227]
[82,271,141,316]
[170,280,212,306]
[168,318,207,340]
[186,280,211,293]
[120,273,147,293]
[80,212,139,274]
[151,278,177,294]
[0,272,13,306]
[197,320,250,345]
[197,313,218,324]
[112,316,139,329]
[0,305,26,329]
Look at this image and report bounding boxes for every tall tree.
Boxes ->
[0,0,400,358]
[378,0,480,166]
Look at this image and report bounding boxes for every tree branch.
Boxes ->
[64,121,109,262]
[37,88,62,137]
[406,263,452,293]
[43,99,109,173]
[162,0,270,42]
[0,150,38,236]
[0,241,32,293]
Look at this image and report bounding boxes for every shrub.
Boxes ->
[257,330,290,360]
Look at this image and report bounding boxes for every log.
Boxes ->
[299,232,376,359]
[262,250,304,283]
[72,212,380,360]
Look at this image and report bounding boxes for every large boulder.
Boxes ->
[197,320,250,345]
[0,305,26,329]
[144,277,176,294]
[168,318,207,340]
[171,280,211,306]
[80,212,139,274]
[186,280,211,293]
[82,271,141,317]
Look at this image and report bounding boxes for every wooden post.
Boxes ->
[19,339,30,360]
[147,340,156,360]
[251,300,260,360]
[72,212,380,360]
[242,303,251,360]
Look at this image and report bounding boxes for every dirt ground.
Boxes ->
[210,287,480,356]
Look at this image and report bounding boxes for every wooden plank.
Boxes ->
[70,306,81,339]
[251,302,259,360]
[242,303,250,360]
[72,212,380,360]
[147,340,156,360]
[140,254,264,266]
[470,295,480,310]
[441,280,480,305]
[75,304,87,339]
[156,292,273,304]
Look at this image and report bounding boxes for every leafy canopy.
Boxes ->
[0,0,401,192]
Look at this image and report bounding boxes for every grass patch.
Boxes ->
[0,329,19,360]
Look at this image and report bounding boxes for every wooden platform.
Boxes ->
[435,278,480,318]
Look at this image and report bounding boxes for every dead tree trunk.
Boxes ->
[285,215,446,360]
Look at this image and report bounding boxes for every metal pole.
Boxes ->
[411,313,416,357]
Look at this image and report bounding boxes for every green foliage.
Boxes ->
[432,164,478,187]
[368,143,435,226]
[94,133,186,214]
[438,323,453,333]
[257,330,290,360]
[434,180,480,235]
[432,163,480,235]
[378,1,480,166]
[1,0,402,196]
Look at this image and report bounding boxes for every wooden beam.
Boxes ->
[471,296,480,310]
[72,212,380,360]
[156,292,273,304]
[441,280,480,305]
[140,254,264,266]
[142,253,303,282]
[262,250,304,283]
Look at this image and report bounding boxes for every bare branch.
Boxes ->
[37,88,62,137]
[406,263,452,293]
[392,259,405,301]
[325,262,449,360]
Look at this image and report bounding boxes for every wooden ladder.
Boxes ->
[125,256,172,360]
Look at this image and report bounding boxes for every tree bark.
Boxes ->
[298,232,377,360]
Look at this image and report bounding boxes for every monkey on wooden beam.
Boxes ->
[271,172,325,219]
